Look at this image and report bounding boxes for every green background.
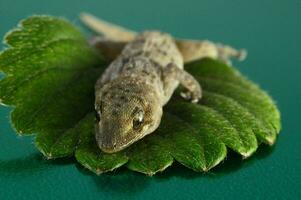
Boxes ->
[0,0,300,199]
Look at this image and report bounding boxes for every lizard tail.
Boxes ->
[80,12,137,42]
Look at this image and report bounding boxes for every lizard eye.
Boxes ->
[133,109,144,130]
[95,109,101,122]
[95,101,103,122]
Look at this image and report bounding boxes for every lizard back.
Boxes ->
[122,31,183,70]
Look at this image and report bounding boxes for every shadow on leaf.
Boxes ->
[157,143,276,180]
[75,143,276,195]
[0,143,276,195]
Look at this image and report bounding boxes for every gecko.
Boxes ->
[80,13,247,153]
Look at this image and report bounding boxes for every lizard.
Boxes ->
[80,13,247,153]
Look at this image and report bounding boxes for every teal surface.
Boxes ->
[0,0,300,199]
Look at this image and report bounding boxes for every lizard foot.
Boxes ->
[180,91,202,104]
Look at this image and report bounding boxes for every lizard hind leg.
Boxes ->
[176,39,247,65]
[89,37,127,62]
[216,42,247,65]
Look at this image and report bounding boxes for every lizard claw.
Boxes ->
[180,91,202,104]
[180,91,191,100]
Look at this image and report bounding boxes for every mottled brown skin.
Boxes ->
[80,13,247,153]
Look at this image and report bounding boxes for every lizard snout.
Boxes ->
[95,122,127,153]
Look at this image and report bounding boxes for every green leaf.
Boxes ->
[0,16,103,158]
[0,16,281,175]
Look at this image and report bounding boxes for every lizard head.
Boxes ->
[95,78,162,153]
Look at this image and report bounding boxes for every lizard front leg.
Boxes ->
[163,63,202,103]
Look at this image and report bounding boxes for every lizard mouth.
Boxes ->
[98,129,148,153]
[96,121,155,153]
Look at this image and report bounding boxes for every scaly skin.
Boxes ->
[95,31,202,153]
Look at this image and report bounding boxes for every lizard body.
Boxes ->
[81,13,246,153]
[95,31,202,153]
